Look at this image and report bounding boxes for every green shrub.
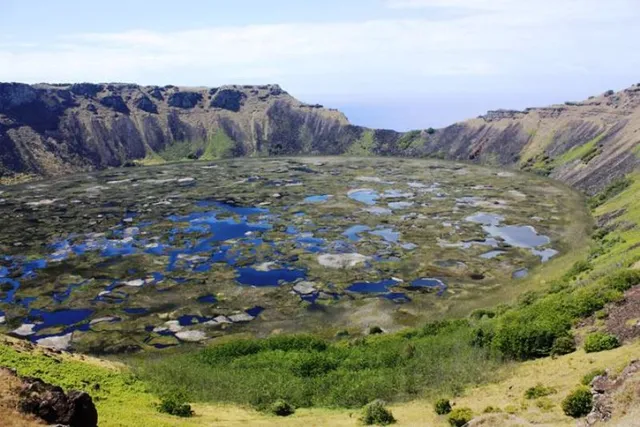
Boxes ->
[470,326,494,348]
[603,270,640,292]
[584,333,620,353]
[426,127,436,134]
[419,320,470,337]
[361,400,396,425]
[581,369,606,386]
[588,177,632,208]
[270,399,295,416]
[289,351,338,377]
[551,336,576,356]
[524,383,556,399]
[562,387,592,418]
[199,335,328,364]
[434,398,452,415]
[592,228,609,241]
[369,326,384,335]
[493,310,570,360]
[564,260,592,281]
[483,406,501,413]
[569,286,621,318]
[336,329,350,338]
[157,392,193,417]
[447,407,473,426]
[469,309,495,320]
[518,290,539,307]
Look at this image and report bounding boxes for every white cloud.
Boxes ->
[1,0,639,99]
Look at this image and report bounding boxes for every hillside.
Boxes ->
[0,82,358,178]
[2,82,640,193]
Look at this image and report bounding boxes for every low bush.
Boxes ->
[536,397,555,411]
[361,400,396,425]
[270,399,295,416]
[157,392,193,417]
[434,398,452,415]
[564,260,592,281]
[588,177,632,208]
[447,407,473,426]
[492,309,571,360]
[551,336,576,356]
[369,326,384,335]
[581,369,606,386]
[469,309,495,320]
[584,333,620,353]
[524,383,556,399]
[470,326,494,348]
[562,387,592,418]
[483,406,501,413]
[603,270,640,292]
[517,290,539,307]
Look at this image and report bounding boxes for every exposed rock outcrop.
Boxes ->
[0,82,352,178]
[0,367,98,427]
[581,360,640,426]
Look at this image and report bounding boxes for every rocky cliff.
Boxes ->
[1,81,639,194]
[0,82,360,177]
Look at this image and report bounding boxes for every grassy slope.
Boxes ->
[2,335,639,426]
[141,129,236,163]
[592,172,640,269]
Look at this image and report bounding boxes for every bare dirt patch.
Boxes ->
[605,286,640,342]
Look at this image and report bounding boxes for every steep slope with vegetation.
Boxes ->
[0,82,356,179]
[390,86,640,194]
[2,82,639,194]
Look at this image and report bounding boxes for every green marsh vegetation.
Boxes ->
[133,174,640,412]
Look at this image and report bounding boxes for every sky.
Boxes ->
[2,0,640,130]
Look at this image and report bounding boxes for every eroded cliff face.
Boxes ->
[1,82,639,193]
[423,86,640,194]
[349,85,640,194]
[0,82,356,176]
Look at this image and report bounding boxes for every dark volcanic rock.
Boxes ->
[70,83,102,97]
[134,95,158,114]
[0,83,38,111]
[148,86,164,101]
[168,91,203,109]
[210,88,246,112]
[99,95,130,114]
[17,374,98,427]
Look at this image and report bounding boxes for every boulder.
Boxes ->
[18,376,98,427]
[36,333,73,351]
[175,330,207,342]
